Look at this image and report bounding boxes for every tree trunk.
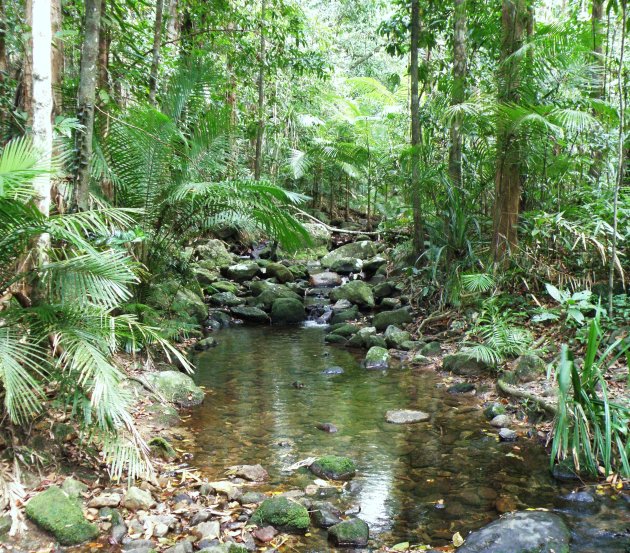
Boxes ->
[609,0,626,315]
[492,0,529,261]
[31,0,53,218]
[0,0,8,131]
[51,0,62,116]
[254,0,266,180]
[98,0,110,94]
[448,0,467,189]
[588,0,605,181]
[166,0,178,44]
[22,0,33,122]
[149,0,164,105]
[74,0,102,211]
[410,0,424,256]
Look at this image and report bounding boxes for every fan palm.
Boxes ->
[0,137,188,481]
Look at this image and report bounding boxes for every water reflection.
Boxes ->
[186,326,628,550]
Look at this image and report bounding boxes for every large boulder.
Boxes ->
[303,222,331,248]
[264,262,295,284]
[365,346,390,369]
[226,262,260,282]
[25,486,99,545]
[310,456,356,480]
[330,305,359,325]
[209,292,244,307]
[271,298,306,324]
[328,518,369,547]
[310,271,342,287]
[230,306,269,324]
[251,286,301,311]
[321,241,380,268]
[514,354,546,383]
[457,511,570,553]
[443,352,491,376]
[373,308,413,331]
[194,240,234,267]
[330,281,375,308]
[250,497,310,533]
[347,326,377,348]
[330,257,363,274]
[145,371,204,407]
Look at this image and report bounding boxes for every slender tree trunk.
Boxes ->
[166,0,178,44]
[589,0,605,181]
[149,0,164,105]
[609,0,626,315]
[22,0,33,121]
[51,0,62,116]
[410,0,424,256]
[345,174,349,219]
[492,0,529,261]
[254,0,266,180]
[449,0,467,189]
[74,0,102,211]
[98,0,110,94]
[0,0,8,132]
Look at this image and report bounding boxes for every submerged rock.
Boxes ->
[145,370,204,407]
[498,428,517,442]
[448,382,476,394]
[386,409,430,424]
[310,455,356,480]
[322,366,344,375]
[328,518,369,547]
[311,503,343,528]
[457,511,570,553]
[194,336,218,350]
[250,497,310,533]
[364,346,390,369]
[25,486,99,545]
[316,422,338,433]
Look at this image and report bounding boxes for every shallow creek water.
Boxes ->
[187,325,629,551]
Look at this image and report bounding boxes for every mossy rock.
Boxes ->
[252,287,301,311]
[226,262,260,281]
[250,496,310,533]
[330,305,359,325]
[210,280,240,294]
[483,402,506,420]
[25,486,99,545]
[310,455,356,481]
[194,239,234,267]
[209,292,244,307]
[514,354,546,383]
[321,241,379,268]
[373,308,413,331]
[230,306,269,323]
[384,325,411,348]
[330,281,375,308]
[145,371,204,407]
[149,436,177,460]
[265,262,295,284]
[364,346,390,370]
[328,518,369,547]
[443,352,492,376]
[328,323,359,337]
[325,334,348,345]
[271,298,306,324]
[145,402,180,427]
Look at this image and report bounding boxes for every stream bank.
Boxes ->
[4,229,628,553]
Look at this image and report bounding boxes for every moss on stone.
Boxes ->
[149,436,177,460]
[328,518,369,546]
[25,486,99,545]
[250,496,310,533]
[310,455,356,480]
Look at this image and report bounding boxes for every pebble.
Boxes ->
[490,414,511,427]
[499,428,517,441]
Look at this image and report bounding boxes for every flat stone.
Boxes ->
[194,520,220,541]
[499,428,517,442]
[88,492,122,508]
[228,464,269,482]
[122,487,155,511]
[457,511,570,553]
[386,409,430,424]
[309,272,342,287]
[490,414,511,427]
[253,526,278,542]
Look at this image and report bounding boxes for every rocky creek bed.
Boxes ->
[2,233,628,553]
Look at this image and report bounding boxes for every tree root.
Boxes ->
[497,378,558,415]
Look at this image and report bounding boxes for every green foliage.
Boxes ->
[533,284,605,326]
[551,317,630,478]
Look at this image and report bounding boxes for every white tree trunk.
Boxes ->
[31,0,53,218]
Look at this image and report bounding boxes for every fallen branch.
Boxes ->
[417,310,453,332]
[497,378,558,415]
[290,206,381,236]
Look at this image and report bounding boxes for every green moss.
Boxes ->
[250,496,310,533]
[25,486,99,545]
[149,436,177,460]
[310,455,356,480]
[328,518,369,546]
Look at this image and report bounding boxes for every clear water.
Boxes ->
[187,325,630,551]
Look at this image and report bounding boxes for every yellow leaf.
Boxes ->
[453,532,464,547]
[392,541,410,551]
